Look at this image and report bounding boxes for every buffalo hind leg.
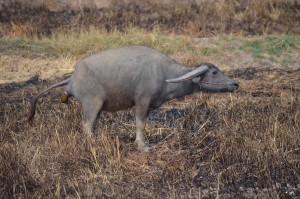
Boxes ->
[135,100,150,151]
[82,99,103,136]
[61,85,72,103]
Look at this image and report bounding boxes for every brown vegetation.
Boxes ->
[0,68,299,198]
[0,0,300,36]
[0,0,299,198]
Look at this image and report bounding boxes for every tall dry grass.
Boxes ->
[0,0,299,36]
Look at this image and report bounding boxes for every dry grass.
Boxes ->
[0,67,299,198]
[0,27,299,84]
[0,26,193,60]
[0,1,299,197]
[0,0,299,36]
[0,27,194,84]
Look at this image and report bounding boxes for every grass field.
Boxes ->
[0,0,300,198]
[1,27,299,84]
[1,27,299,198]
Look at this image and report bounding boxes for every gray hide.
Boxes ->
[28,46,239,150]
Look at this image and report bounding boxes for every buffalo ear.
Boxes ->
[192,77,201,84]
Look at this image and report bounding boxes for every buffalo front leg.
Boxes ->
[135,101,150,151]
[82,99,103,136]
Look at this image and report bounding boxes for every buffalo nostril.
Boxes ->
[233,82,239,88]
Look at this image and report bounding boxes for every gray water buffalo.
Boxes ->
[28,46,239,150]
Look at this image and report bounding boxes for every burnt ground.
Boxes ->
[0,67,299,198]
[1,1,300,36]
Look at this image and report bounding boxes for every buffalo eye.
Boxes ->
[212,70,218,75]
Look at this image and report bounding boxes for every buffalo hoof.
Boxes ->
[135,140,150,152]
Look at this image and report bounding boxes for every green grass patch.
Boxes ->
[200,47,219,56]
[0,37,55,58]
[240,34,299,58]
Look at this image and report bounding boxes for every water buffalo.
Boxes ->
[29,46,239,150]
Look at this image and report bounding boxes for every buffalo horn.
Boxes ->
[165,65,209,83]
